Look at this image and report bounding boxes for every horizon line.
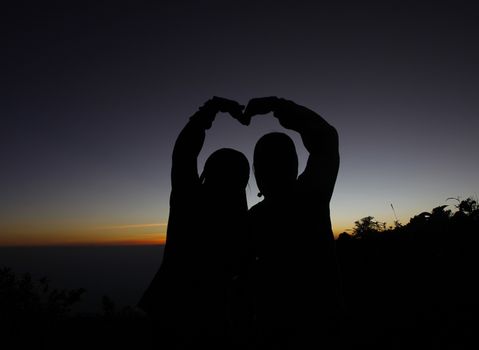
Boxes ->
[0,241,166,248]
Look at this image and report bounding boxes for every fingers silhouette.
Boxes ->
[243,96,280,123]
[193,97,246,129]
[210,96,247,124]
[197,96,289,128]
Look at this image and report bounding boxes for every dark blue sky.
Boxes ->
[2,1,478,244]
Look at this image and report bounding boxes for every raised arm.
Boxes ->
[171,97,245,190]
[244,97,339,200]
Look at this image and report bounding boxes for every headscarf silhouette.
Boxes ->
[139,97,250,349]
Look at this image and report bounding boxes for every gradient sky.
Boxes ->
[2,1,478,245]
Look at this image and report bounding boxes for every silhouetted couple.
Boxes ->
[139,97,342,349]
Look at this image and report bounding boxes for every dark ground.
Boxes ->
[2,203,479,349]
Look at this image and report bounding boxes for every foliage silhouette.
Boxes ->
[0,267,85,320]
[0,267,86,349]
[351,216,386,238]
[336,196,479,349]
[1,197,479,349]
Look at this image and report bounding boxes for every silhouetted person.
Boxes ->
[139,97,251,349]
[244,97,342,349]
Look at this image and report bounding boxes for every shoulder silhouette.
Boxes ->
[245,97,342,349]
[139,97,251,349]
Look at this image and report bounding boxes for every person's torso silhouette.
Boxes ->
[244,97,342,349]
[138,97,251,349]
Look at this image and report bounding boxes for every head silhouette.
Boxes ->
[254,132,298,198]
[200,148,250,194]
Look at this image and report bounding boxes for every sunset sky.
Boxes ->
[2,1,478,246]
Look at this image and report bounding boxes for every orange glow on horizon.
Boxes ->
[54,236,167,247]
[0,234,167,247]
[0,220,350,246]
[0,222,168,247]
[89,223,168,231]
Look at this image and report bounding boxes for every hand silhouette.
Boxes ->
[192,97,246,129]
[243,96,281,125]
[210,96,246,123]
[244,96,303,130]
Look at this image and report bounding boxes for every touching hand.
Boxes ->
[243,96,281,125]
[192,96,245,129]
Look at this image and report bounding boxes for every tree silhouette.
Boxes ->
[0,267,85,320]
[449,197,479,219]
[351,216,386,238]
